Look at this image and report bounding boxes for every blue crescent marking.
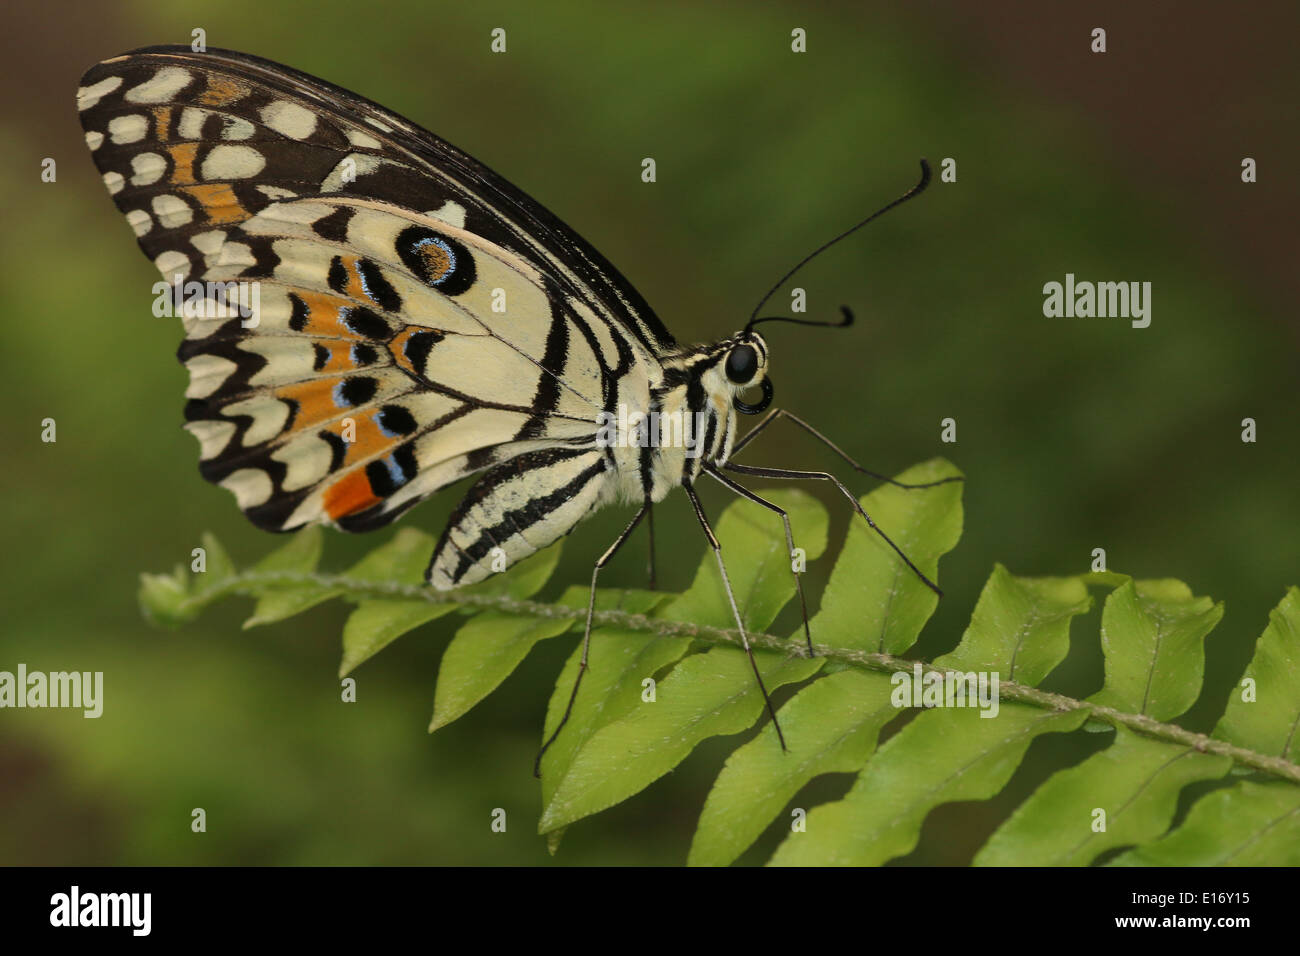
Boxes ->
[375,411,402,439]
[382,455,408,488]
[357,265,376,303]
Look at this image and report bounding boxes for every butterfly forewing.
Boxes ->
[78,46,668,582]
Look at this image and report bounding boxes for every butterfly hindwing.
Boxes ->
[180,195,619,532]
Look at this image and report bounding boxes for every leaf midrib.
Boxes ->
[169,568,1300,787]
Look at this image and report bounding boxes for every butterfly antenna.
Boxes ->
[745,159,931,334]
[749,304,855,331]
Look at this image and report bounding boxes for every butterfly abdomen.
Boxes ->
[427,447,612,589]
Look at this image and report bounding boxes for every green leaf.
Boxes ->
[689,669,898,867]
[1089,578,1223,721]
[245,586,345,629]
[250,525,324,573]
[538,488,829,829]
[423,540,570,729]
[337,530,454,675]
[339,602,459,678]
[537,587,685,851]
[1109,780,1300,866]
[242,528,339,628]
[658,487,828,631]
[196,531,236,587]
[540,647,822,834]
[539,629,695,812]
[342,527,437,584]
[429,611,577,732]
[140,532,237,626]
[768,704,1088,866]
[934,564,1091,683]
[701,564,1090,867]
[138,565,193,628]
[1213,587,1300,760]
[975,726,1231,865]
[810,458,963,655]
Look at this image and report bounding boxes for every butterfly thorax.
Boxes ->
[608,331,769,505]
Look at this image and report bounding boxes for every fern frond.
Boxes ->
[138,459,1300,865]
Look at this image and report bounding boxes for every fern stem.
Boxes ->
[190,569,1300,786]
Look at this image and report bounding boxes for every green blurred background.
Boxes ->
[2,0,1296,865]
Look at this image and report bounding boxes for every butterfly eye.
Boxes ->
[725,344,759,384]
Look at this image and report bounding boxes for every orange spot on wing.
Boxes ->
[153,106,172,141]
[417,241,453,283]
[169,142,199,185]
[180,182,247,225]
[316,341,353,372]
[198,75,246,107]
[277,379,341,430]
[389,328,412,373]
[295,291,364,339]
[337,256,369,301]
[326,416,391,465]
[323,470,380,520]
[388,326,432,376]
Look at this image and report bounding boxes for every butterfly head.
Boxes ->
[720,331,773,415]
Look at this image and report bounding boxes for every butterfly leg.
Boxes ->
[534,498,651,778]
[682,481,788,752]
[723,461,944,597]
[730,408,964,491]
[702,463,814,657]
[646,501,657,590]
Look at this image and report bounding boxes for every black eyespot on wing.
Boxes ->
[364,443,419,497]
[726,344,759,384]
[350,342,379,367]
[395,226,476,296]
[327,255,348,294]
[403,329,443,377]
[356,259,402,312]
[341,306,391,340]
[376,404,418,437]
[312,343,330,371]
[336,376,378,407]
[288,292,310,331]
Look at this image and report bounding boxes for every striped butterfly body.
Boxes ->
[78,46,950,768]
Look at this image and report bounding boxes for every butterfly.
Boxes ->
[78,46,956,771]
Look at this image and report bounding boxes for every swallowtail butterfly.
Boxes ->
[78,46,956,769]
